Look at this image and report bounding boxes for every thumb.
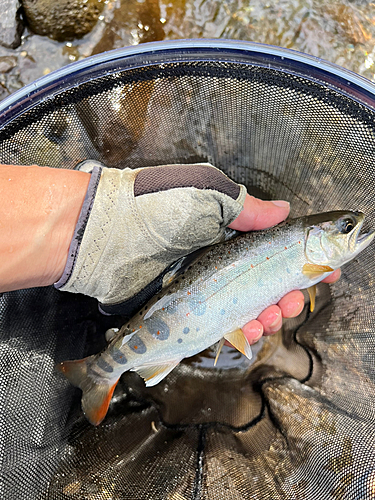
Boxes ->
[228,194,290,231]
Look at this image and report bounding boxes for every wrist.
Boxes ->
[0,165,90,292]
[43,168,91,286]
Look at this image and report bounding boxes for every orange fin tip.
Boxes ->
[56,355,118,426]
[82,379,120,426]
[307,285,317,312]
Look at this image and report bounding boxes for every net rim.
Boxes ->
[1,38,375,127]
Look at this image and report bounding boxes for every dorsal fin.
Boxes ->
[162,247,211,288]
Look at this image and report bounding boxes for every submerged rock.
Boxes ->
[0,0,24,49]
[22,0,105,42]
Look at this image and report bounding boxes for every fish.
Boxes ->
[56,211,374,425]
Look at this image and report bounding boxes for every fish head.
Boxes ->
[304,211,374,268]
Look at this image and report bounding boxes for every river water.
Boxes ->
[0,0,375,102]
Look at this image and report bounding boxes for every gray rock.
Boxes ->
[0,0,23,49]
[22,0,106,42]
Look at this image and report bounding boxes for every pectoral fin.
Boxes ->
[307,285,317,312]
[302,263,333,279]
[132,359,182,387]
[224,328,252,360]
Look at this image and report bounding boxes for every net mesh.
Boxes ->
[0,57,374,499]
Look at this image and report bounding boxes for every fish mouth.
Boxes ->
[352,217,375,251]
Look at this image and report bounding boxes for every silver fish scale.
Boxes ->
[91,219,317,380]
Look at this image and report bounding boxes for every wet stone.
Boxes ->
[22,0,105,42]
[0,56,17,74]
[0,0,23,49]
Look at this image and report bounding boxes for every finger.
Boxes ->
[322,268,341,284]
[257,304,283,335]
[278,290,305,318]
[229,194,290,231]
[243,320,264,344]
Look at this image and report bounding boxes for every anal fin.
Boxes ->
[307,285,317,312]
[224,328,252,360]
[132,359,181,387]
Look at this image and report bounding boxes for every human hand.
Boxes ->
[227,194,341,346]
[56,161,341,326]
[56,161,248,315]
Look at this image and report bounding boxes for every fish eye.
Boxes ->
[337,217,355,234]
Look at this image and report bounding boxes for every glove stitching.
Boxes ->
[83,175,118,294]
[54,165,102,290]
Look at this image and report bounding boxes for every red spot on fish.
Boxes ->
[285,246,287,250]
[139,325,142,329]
[215,266,218,270]
[298,241,301,244]
[157,331,160,335]
[228,251,231,254]
[186,313,190,317]
[162,308,165,311]
[132,329,135,332]
[134,345,138,349]
[251,264,254,268]
[266,257,270,260]
[214,279,217,282]
[187,291,191,295]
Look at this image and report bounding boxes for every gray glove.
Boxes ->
[55,161,247,316]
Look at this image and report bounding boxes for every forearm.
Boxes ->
[0,164,90,292]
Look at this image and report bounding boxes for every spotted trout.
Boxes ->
[57,211,374,425]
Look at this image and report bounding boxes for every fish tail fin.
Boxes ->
[56,357,119,426]
[56,356,92,388]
